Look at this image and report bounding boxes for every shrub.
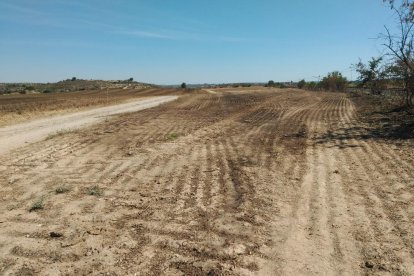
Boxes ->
[165,133,180,140]
[320,71,347,92]
[55,186,70,194]
[354,57,388,94]
[87,186,102,197]
[29,197,44,212]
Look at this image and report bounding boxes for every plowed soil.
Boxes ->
[0,88,414,275]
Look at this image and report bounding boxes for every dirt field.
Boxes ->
[0,88,414,275]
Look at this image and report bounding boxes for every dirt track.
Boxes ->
[0,89,413,275]
[0,88,181,127]
[0,96,177,155]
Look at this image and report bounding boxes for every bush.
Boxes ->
[29,197,44,212]
[320,71,347,92]
[305,81,319,91]
[354,57,388,94]
[87,186,103,197]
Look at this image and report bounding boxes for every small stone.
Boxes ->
[50,232,63,238]
[365,261,374,269]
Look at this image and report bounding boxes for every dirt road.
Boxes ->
[0,96,177,155]
[0,88,181,127]
[0,89,413,275]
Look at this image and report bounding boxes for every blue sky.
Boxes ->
[0,0,397,84]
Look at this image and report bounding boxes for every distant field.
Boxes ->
[0,88,180,127]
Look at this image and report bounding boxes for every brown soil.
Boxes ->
[0,88,413,275]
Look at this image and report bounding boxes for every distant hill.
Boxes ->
[0,79,156,94]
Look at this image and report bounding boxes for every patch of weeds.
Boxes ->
[46,129,77,140]
[238,156,257,167]
[29,197,44,212]
[7,204,20,211]
[87,186,103,197]
[165,132,181,141]
[55,186,70,194]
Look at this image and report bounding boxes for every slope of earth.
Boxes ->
[0,89,413,275]
[0,88,181,127]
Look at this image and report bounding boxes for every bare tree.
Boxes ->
[382,1,414,105]
[385,0,414,21]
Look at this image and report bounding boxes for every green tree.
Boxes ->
[267,80,275,87]
[298,79,306,89]
[181,82,187,89]
[354,57,389,94]
[320,71,348,92]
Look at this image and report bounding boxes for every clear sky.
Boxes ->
[0,0,397,84]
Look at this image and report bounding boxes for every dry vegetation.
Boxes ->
[350,92,414,139]
[0,88,413,275]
